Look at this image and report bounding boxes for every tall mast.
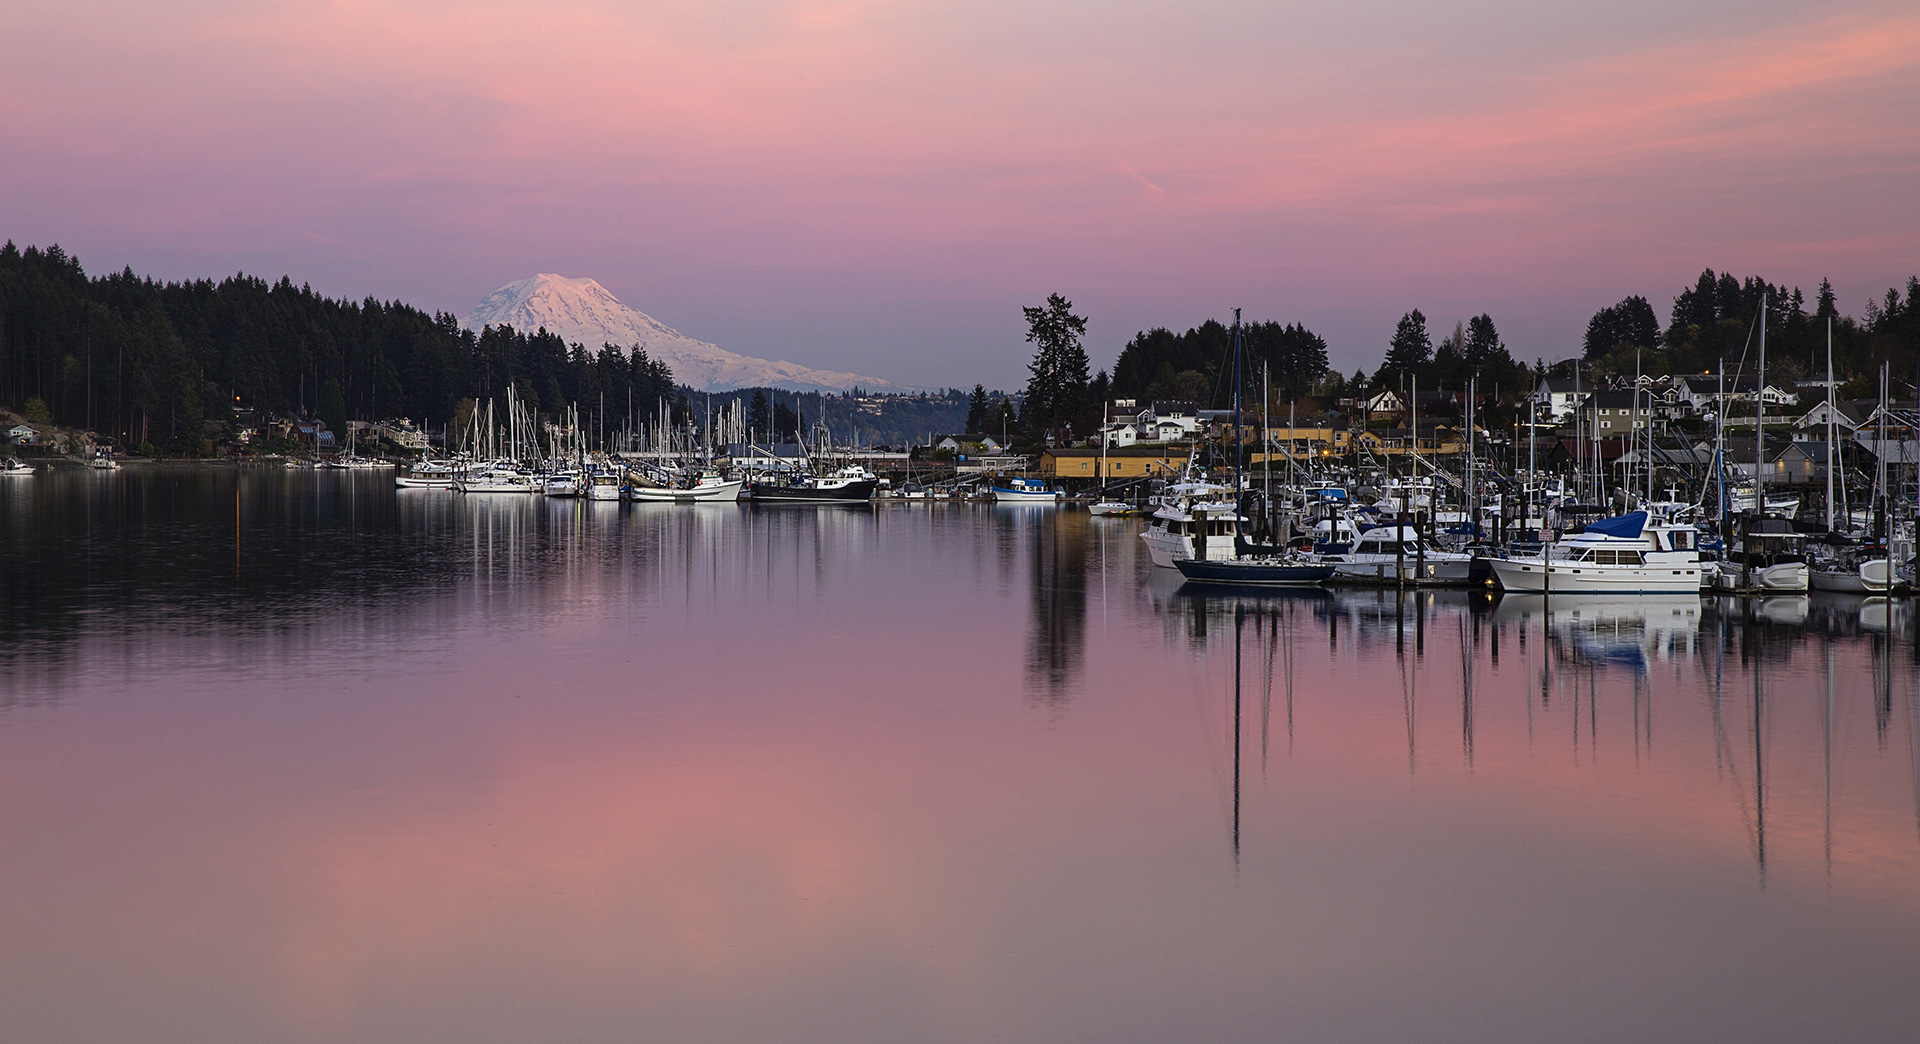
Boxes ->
[1826,319,1835,531]
[1714,363,1725,528]
[1754,289,1768,517]
[1232,308,1244,537]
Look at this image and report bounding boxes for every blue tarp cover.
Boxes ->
[1585,511,1647,538]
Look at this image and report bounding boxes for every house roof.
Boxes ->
[1582,389,1654,409]
[1148,401,1195,416]
[1682,375,1762,393]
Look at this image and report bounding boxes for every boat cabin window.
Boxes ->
[1590,549,1645,566]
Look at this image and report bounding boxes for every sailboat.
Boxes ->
[1174,310,1334,587]
[1088,399,1140,516]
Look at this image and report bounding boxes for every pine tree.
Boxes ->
[1381,310,1431,383]
[747,389,770,437]
[1464,314,1502,367]
[965,384,989,433]
[1021,293,1090,434]
[1816,278,1838,320]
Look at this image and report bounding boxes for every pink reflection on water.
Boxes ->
[2,492,1920,1041]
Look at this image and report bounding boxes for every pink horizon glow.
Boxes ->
[2,0,1916,387]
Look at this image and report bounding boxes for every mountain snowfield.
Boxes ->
[460,274,899,393]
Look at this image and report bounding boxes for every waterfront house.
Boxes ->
[7,423,41,446]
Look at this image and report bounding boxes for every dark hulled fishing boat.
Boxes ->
[745,465,877,502]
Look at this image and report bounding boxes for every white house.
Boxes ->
[933,433,1003,455]
[1360,390,1406,417]
[1133,401,1200,441]
[1679,376,1799,416]
[1530,378,1585,422]
[1100,422,1140,448]
[7,423,40,445]
[1793,398,1868,435]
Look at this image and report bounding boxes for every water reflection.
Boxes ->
[5,472,1920,1042]
[1021,508,1087,708]
[1168,580,1920,893]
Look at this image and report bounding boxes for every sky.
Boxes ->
[2,0,1917,389]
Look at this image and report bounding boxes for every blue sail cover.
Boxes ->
[1584,511,1647,538]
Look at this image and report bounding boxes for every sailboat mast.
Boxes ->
[1755,290,1767,517]
[1826,319,1835,531]
[1232,308,1244,538]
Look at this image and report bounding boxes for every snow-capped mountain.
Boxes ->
[460,274,898,393]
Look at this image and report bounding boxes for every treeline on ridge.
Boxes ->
[0,242,679,454]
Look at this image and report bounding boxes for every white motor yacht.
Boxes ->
[544,469,584,497]
[991,477,1060,503]
[396,459,458,488]
[1488,511,1704,594]
[585,468,622,501]
[455,463,540,493]
[1141,481,1243,567]
[1319,524,1476,584]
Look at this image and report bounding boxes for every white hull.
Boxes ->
[1141,527,1236,568]
[1712,561,1810,593]
[455,474,539,493]
[1810,560,1893,593]
[396,475,453,488]
[1088,502,1140,517]
[1331,557,1477,585]
[628,480,744,502]
[992,486,1060,502]
[1489,557,1703,594]
[586,484,622,501]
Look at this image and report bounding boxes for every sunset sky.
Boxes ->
[3,0,1916,387]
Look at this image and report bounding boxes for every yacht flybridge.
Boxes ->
[1488,511,1704,594]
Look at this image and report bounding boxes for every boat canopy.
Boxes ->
[1583,511,1647,539]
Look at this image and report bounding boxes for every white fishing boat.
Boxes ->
[88,453,120,470]
[1488,511,1704,594]
[1,457,33,474]
[1319,524,1476,585]
[627,467,743,502]
[1088,500,1143,517]
[990,477,1060,503]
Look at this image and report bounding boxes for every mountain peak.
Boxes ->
[460,274,897,393]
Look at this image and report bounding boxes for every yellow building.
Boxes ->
[1039,445,1194,479]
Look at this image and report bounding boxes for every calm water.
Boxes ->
[4,467,1920,1043]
